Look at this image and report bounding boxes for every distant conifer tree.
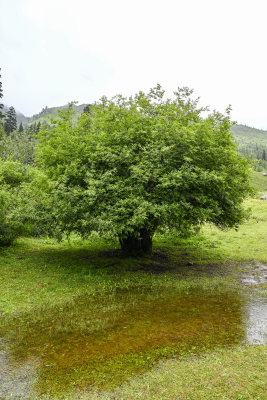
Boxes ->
[82,104,92,114]
[36,121,41,133]
[4,106,17,134]
[27,121,41,136]
[0,68,4,123]
[18,122,24,132]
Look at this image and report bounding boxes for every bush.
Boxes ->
[0,221,19,246]
[0,160,52,246]
[0,185,21,246]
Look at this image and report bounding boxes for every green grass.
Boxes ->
[1,237,248,399]
[201,198,267,263]
[0,187,266,398]
[2,201,266,320]
[152,198,267,264]
[251,171,267,192]
[80,345,267,400]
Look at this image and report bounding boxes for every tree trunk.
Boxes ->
[119,229,152,255]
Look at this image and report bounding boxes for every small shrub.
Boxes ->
[0,221,19,246]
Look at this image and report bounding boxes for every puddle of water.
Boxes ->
[241,264,267,344]
[241,263,267,285]
[0,338,38,399]
[0,286,266,399]
[0,289,244,398]
[245,297,267,345]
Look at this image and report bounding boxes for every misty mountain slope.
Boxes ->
[3,103,87,126]
[231,124,267,148]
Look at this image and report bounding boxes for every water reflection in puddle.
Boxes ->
[0,288,266,399]
[245,297,267,344]
[0,338,38,399]
[241,263,267,285]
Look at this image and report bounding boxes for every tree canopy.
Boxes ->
[37,85,253,254]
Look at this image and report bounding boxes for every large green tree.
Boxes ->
[4,106,17,135]
[37,86,253,254]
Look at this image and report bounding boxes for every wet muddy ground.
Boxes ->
[0,260,266,399]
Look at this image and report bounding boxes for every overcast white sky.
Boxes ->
[1,0,267,128]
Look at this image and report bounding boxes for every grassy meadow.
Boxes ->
[0,172,266,399]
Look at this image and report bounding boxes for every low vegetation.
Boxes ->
[84,346,267,400]
[251,170,267,193]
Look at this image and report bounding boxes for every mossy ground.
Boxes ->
[78,345,267,400]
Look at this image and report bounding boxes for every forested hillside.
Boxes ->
[231,124,267,170]
[3,103,87,126]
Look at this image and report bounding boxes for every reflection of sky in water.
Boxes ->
[0,340,37,399]
[241,263,267,286]
[245,297,267,345]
